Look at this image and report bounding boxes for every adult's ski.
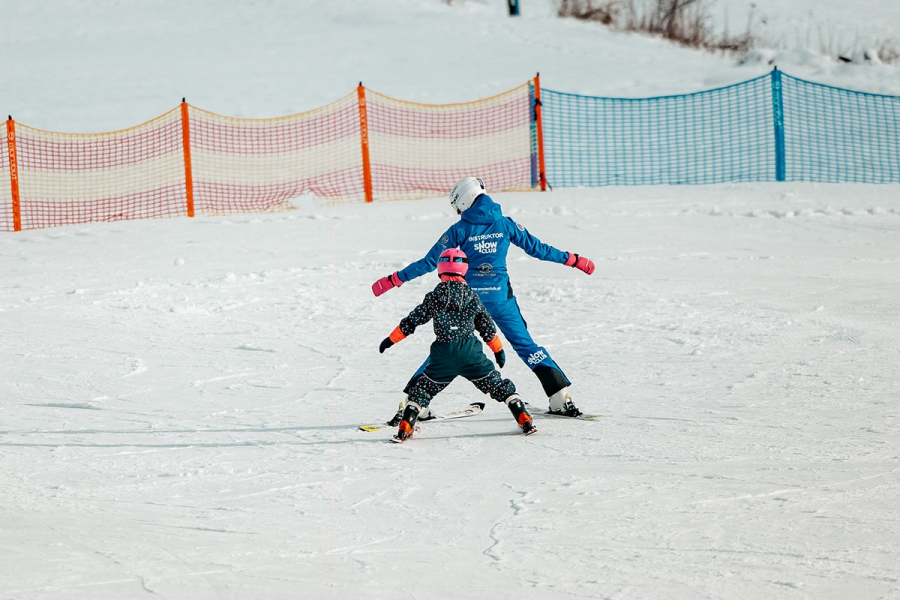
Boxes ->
[536,411,602,421]
[525,402,601,421]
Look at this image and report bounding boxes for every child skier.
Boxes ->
[378,248,537,443]
[373,177,595,423]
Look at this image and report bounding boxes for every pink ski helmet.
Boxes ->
[437,248,469,278]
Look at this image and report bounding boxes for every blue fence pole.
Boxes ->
[771,67,786,182]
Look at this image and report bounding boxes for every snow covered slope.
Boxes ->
[719,0,900,57]
[1,1,899,598]
[2,185,899,599]
[2,0,898,133]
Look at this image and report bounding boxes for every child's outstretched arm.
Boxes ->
[378,291,438,353]
[379,326,407,353]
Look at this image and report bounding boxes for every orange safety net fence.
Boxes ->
[190,92,365,213]
[9,110,188,231]
[366,83,537,201]
[0,123,12,231]
[1,81,541,232]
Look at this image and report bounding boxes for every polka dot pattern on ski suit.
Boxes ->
[398,280,496,343]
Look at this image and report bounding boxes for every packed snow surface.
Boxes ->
[2,186,899,599]
[2,1,900,598]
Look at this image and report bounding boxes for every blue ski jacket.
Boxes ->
[396,195,570,304]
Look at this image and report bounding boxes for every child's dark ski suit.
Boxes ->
[389,279,514,407]
[379,276,535,441]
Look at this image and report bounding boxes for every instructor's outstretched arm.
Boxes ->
[507,218,595,275]
[371,227,459,296]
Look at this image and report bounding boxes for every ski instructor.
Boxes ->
[371,177,595,423]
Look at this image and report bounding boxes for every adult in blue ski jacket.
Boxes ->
[372,177,596,420]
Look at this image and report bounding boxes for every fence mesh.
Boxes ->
[190,92,365,212]
[782,74,900,183]
[542,75,775,187]
[12,110,187,231]
[2,73,898,232]
[0,122,11,232]
[366,84,536,201]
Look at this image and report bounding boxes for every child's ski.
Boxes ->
[359,402,485,432]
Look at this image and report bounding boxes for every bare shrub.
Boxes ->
[805,22,856,60]
[559,1,899,64]
[643,0,712,48]
[876,40,900,64]
[783,15,900,65]
[558,0,758,55]
[714,7,758,54]
[558,0,619,25]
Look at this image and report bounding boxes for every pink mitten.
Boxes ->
[565,252,595,275]
[372,272,404,296]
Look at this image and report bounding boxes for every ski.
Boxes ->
[525,402,601,421]
[536,411,602,421]
[359,402,485,432]
[390,428,417,444]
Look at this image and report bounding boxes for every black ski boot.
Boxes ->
[391,402,421,444]
[386,401,405,427]
[387,399,432,426]
[505,394,537,436]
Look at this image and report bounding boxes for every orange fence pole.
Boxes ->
[6,117,21,231]
[180,99,195,217]
[357,83,374,203]
[533,73,548,192]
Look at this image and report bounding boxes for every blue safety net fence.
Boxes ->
[541,71,900,187]
[782,74,900,183]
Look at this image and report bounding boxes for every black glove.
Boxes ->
[379,337,395,354]
[494,349,506,368]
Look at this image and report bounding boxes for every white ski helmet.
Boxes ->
[449,177,485,214]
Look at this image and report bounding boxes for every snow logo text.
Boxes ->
[470,232,502,254]
[527,350,548,365]
[474,240,498,254]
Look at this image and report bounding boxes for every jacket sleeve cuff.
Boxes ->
[487,335,503,353]
[390,272,404,287]
[389,326,407,344]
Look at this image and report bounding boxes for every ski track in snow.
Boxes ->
[1,184,898,599]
